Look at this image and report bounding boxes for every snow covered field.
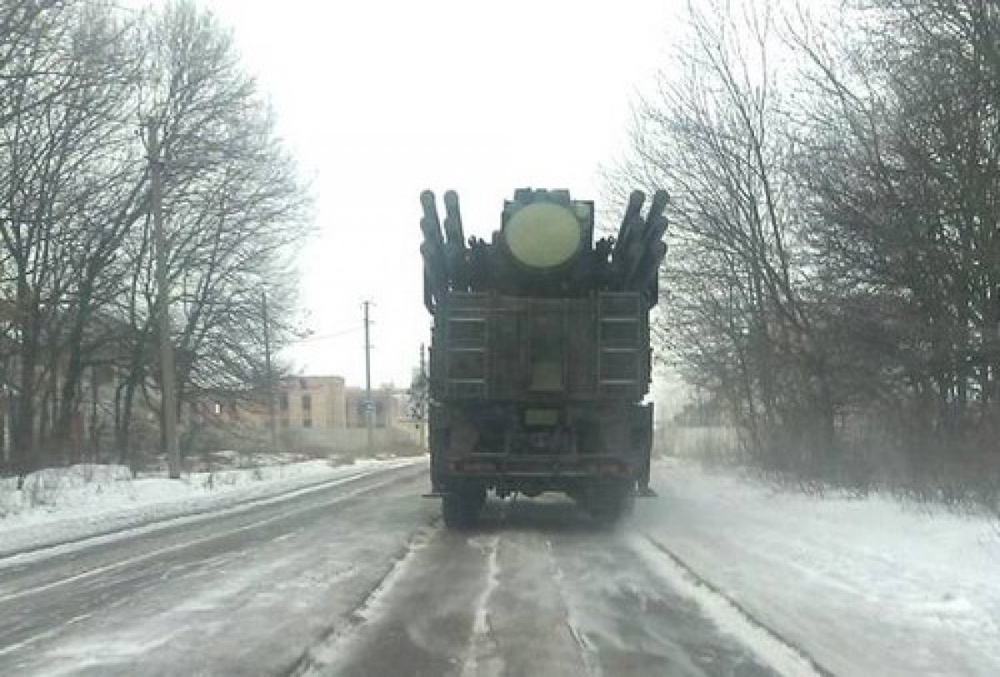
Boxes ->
[636,459,1000,676]
[0,454,424,557]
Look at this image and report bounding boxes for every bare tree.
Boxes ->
[615,0,837,471]
[0,1,142,474]
[1,0,309,476]
[110,0,309,464]
[793,0,1000,459]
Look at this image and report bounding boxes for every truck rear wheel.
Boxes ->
[442,483,486,529]
[584,481,635,525]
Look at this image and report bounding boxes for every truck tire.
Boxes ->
[442,483,485,529]
[585,481,634,526]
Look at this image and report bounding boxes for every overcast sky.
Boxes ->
[185,0,680,389]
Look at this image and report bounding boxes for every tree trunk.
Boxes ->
[11,280,40,480]
[54,285,93,458]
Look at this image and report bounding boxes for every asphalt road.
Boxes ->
[296,499,782,677]
[1,464,787,677]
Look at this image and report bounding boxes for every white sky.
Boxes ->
[190,0,680,388]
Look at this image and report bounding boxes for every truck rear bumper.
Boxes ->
[445,453,638,480]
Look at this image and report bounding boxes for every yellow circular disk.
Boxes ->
[505,202,582,269]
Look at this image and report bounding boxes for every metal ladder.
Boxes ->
[445,294,490,398]
[596,292,641,398]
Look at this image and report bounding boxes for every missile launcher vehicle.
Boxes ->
[420,188,668,526]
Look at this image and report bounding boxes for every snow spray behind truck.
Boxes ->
[420,188,668,527]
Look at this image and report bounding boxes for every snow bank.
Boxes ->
[1,463,134,516]
[0,455,423,557]
[635,459,1000,677]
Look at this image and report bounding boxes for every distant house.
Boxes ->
[234,375,421,455]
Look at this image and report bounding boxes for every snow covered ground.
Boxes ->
[635,459,1000,677]
[0,454,424,557]
[4,453,998,676]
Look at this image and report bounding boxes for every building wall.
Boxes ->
[277,376,346,431]
[87,373,420,459]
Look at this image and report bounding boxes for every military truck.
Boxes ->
[420,188,667,526]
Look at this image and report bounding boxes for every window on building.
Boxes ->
[302,394,312,428]
[279,393,289,411]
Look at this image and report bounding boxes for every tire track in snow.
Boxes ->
[0,610,93,658]
[632,533,833,677]
[286,524,437,676]
[543,538,603,677]
[459,534,502,677]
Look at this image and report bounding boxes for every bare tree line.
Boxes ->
[0,0,310,478]
[614,0,1000,497]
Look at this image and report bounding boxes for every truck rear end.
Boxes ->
[429,291,653,524]
[419,188,667,527]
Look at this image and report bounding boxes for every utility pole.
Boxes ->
[147,118,180,479]
[419,343,427,451]
[363,300,373,455]
[262,291,277,450]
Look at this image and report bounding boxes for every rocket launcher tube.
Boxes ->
[613,190,646,262]
[624,190,670,288]
[421,217,447,275]
[442,190,468,289]
[443,190,465,246]
[421,240,448,311]
[621,214,652,287]
[641,190,670,250]
[648,190,669,224]
[629,217,670,287]
[420,190,445,250]
[643,241,669,308]
[612,191,647,286]
[636,190,670,284]
[420,190,449,289]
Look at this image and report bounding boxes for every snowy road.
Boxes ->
[0,462,436,676]
[292,498,817,677]
[0,463,821,677]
